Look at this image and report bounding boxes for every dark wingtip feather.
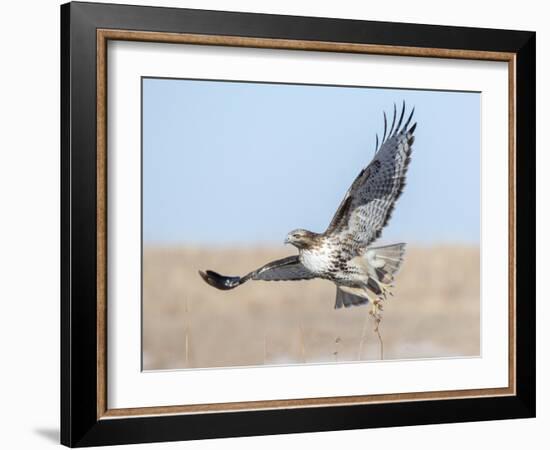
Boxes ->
[402,107,415,132]
[395,100,406,133]
[199,270,241,290]
[389,102,397,136]
[198,269,214,286]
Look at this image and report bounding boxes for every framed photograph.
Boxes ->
[61,1,535,447]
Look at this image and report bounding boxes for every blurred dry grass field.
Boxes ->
[143,245,480,370]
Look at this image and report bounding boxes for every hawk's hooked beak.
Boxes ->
[284,236,290,245]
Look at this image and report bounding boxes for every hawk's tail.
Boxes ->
[364,243,406,297]
[335,243,406,309]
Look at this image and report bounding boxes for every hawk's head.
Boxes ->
[284,229,320,249]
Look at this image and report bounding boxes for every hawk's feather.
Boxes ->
[325,102,416,255]
[199,255,314,290]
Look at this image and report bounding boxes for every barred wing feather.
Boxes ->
[325,102,416,254]
[247,256,314,282]
[199,256,314,290]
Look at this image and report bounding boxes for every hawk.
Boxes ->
[199,102,416,309]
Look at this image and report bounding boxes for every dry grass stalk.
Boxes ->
[373,316,384,360]
[263,334,267,365]
[185,330,189,367]
[299,323,306,363]
[370,299,384,360]
[334,336,341,362]
[184,297,189,366]
[357,308,370,360]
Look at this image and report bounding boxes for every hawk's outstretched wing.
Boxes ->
[325,102,416,255]
[199,255,315,290]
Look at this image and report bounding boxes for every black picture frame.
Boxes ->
[61,1,535,447]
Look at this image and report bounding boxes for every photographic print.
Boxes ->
[62,5,535,445]
[142,78,480,371]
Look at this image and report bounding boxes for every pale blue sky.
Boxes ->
[142,78,480,246]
